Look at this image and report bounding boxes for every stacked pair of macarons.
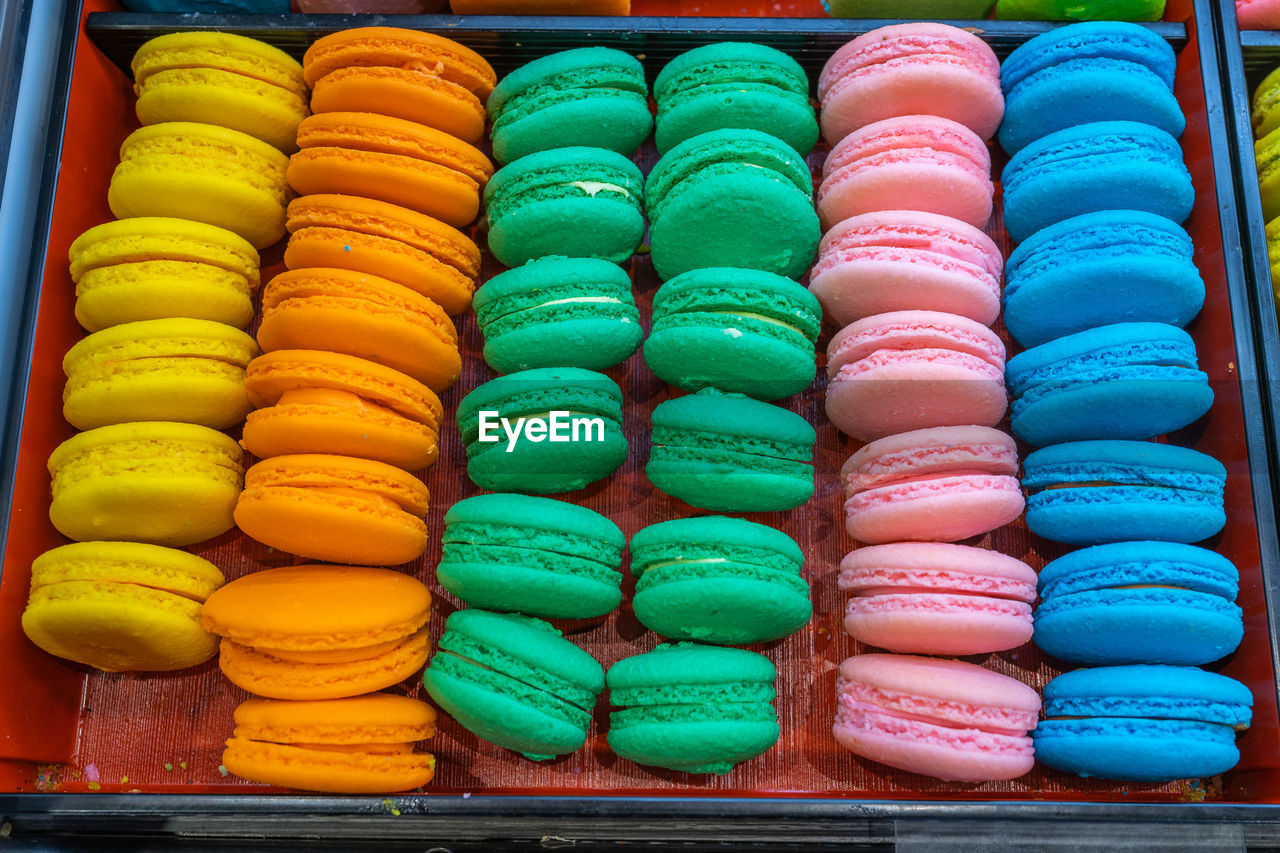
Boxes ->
[201,565,440,794]
[1251,59,1280,296]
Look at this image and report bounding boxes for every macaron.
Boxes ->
[808,210,1003,329]
[1034,665,1252,782]
[653,42,818,155]
[484,147,646,267]
[242,349,444,471]
[816,115,994,232]
[62,318,258,431]
[1006,322,1213,447]
[1002,210,1205,348]
[1254,126,1280,222]
[1241,0,1280,32]
[488,47,652,164]
[606,644,779,775]
[1022,440,1228,545]
[283,194,481,316]
[304,28,492,144]
[288,112,493,229]
[833,654,1040,782]
[67,217,259,332]
[202,565,432,700]
[647,389,816,512]
[839,543,1036,656]
[423,609,605,760]
[840,426,1024,544]
[108,121,290,250]
[645,129,819,281]
[258,267,461,391]
[998,22,1182,155]
[456,367,627,494]
[473,256,642,374]
[22,541,224,672]
[1253,63,1280,139]
[1001,120,1194,243]
[644,267,822,401]
[131,32,309,153]
[826,0,994,14]
[629,516,812,645]
[995,0,1166,19]
[234,454,430,565]
[1034,541,1243,666]
[824,311,1007,442]
[223,694,437,794]
[436,493,625,618]
[48,421,244,546]
[818,23,1004,144]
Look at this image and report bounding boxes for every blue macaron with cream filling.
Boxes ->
[1005,322,1213,446]
[999,21,1183,154]
[1034,665,1252,782]
[1034,541,1242,666]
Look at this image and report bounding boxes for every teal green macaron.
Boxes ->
[424,609,605,760]
[456,367,627,494]
[437,493,625,618]
[647,388,816,512]
[473,256,642,374]
[654,42,818,155]
[488,47,653,165]
[606,643,780,774]
[484,147,645,267]
[645,129,820,281]
[645,267,821,401]
[630,516,811,644]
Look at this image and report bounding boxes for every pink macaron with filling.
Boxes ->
[809,210,1003,328]
[833,654,1039,782]
[825,311,1007,442]
[840,543,1036,655]
[816,116,994,232]
[840,426,1024,544]
[818,23,1003,145]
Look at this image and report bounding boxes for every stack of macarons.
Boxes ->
[1252,58,1280,296]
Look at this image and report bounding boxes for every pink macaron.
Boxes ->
[839,543,1037,655]
[833,654,1040,782]
[817,24,1003,145]
[808,210,1003,328]
[1238,0,1280,29]
[816,116,994,232]
[824,311,1007,442]
[840,426,1024,544]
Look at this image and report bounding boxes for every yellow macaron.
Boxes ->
[22,541,225,672]
[132,32,309,153]
[68,217,260,331]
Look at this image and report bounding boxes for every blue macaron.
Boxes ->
[1005,322,1213,447]
[1003,210,1205,348]
[1022,440,1227,545]
[1034,541,1242,666]
[1002,121,1194,243]
[1034,665,1252,782]
[999,22,1183,155]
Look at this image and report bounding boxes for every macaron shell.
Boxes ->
[301,27,497,97]
[310,65,486,144]
[633,568,812,644]
[845,474,1025,544]
[1034,717,1242,781]
[844,593,1032,656]
[222,738,436,793]
[30,540,226,599]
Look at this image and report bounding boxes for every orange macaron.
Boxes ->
[287,112,493,228]
[202,564,432,699]
[257,267,460,391]
[284,194,480,315]
[302,27,497,100]
[234,453,430,565]
[243,350,444,471]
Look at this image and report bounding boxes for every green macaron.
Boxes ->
[456,367,628,494]
[630,516,811,644]
[484,146,646,267]
[647,388,816,512]
[437,493,625,618]
[606,643,780,774]
[474,256,643,374]
[424,609,605,760]
[644,267,821,400]
[645,129,819,281]
[654,42,818,155]
[488,47,653,165]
